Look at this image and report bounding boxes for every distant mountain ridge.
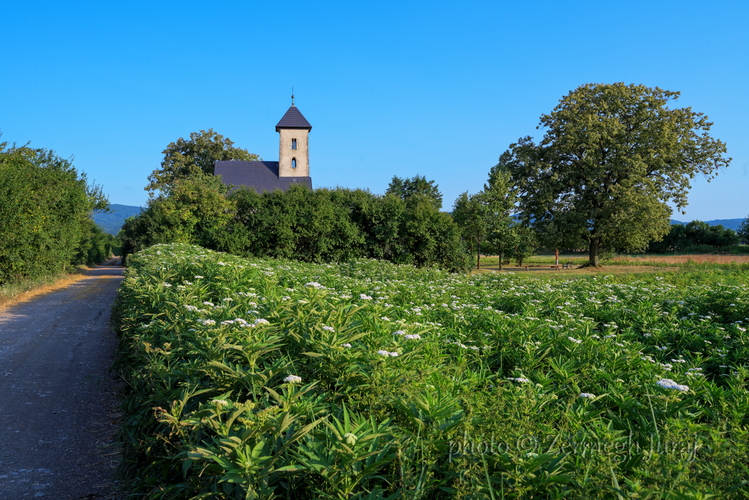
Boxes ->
[671,218,745,231]
[92,204,143,235]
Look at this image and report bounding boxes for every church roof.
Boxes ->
[275,106,312,131]
[215,161,312,193]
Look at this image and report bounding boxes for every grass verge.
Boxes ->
[0,256,120,311]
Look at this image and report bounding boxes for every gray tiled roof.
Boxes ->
[275,106,312,131]
[215,161,312,193]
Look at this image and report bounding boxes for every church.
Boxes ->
[215,97,313,192]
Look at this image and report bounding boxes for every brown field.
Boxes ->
[613,254,749,265]
[472,264,680,276]
[471,253,749,276]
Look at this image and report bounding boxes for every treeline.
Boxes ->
[648,221,742,253]
[0,140,113,285]
[120,176,470,271]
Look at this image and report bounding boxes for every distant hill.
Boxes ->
[671,218,745,231]
[92,204,143,235]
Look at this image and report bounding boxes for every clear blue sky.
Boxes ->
[2,0,747,221]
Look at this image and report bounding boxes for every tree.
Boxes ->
[511,225,537,267]
[482,164,518,270]
[121,175,233,262]
[146,129,260,196]
[738,217,749,245]
[504,83,731,266]
[452,192,489,269]
[386,174,443,210]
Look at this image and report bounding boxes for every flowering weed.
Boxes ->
[113,243,749,498]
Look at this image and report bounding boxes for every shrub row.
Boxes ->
[120,180,470,271]
[0,143,111,284]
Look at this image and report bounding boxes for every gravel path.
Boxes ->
[0,260,124,499]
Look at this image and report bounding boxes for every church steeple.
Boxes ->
[276,97,311,178]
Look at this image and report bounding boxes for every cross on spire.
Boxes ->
[291,87,295,106]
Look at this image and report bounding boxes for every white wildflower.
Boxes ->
[656,379,689,391]
[377,350,398,357]
[284,375,302,384]
[343,432,357,446]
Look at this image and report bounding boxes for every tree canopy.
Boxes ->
[146,129,259,196]
[648,221,739,252]
[503,82,731,266]
[386,174,443,210]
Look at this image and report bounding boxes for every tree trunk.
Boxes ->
[477,237,481,270]
[589,237,600,267]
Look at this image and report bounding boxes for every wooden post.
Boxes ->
[555,248,559,266]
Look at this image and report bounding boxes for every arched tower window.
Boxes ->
[292,158,297,169]
[291,138,297,150]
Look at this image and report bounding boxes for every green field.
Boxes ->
[113,244,749,499]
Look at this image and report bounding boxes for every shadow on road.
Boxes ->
[70,257,125,278]
[84,265,125,277]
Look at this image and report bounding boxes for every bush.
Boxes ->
[0,143,108,284]
[683,244,718,254]
[123,184,470,272]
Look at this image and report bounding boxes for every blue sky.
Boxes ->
[2,0,747,221]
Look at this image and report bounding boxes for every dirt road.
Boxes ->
[0,261,124,499]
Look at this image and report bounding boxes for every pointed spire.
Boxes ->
[291,87,295,107]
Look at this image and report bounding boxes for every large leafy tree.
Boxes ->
[121,175,234,262]
[386,174,443,210]
[503,83,731,266]
[146,129,259,196]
